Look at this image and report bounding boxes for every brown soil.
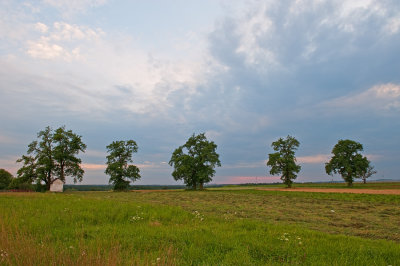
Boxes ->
[256,188,400,195]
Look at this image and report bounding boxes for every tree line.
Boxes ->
[0,126,376,191]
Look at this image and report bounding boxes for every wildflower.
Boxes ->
[157,258,161,261]
[278,233,291,241]
[130,215,144,222]
[192,211,204,221]
[1,249,9,258]
[330,210,335,213]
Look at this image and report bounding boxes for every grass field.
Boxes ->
[1,183,400,265]
[217,181,400,190]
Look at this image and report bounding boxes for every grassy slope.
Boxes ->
[0,188,399,265]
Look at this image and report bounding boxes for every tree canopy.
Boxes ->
[267,135,301,188]
[0,169,13,190]
[325,139,370,186]
[16,126,86,190]
[105,140,141,191]
[169,133,221,190]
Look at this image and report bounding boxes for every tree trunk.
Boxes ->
[60,162,64,182]
[199,183,204,190]
[192,183,197,190]
[47,172,52,190]
[363,178,366,184]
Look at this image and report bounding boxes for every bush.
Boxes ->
[0,169,13,190]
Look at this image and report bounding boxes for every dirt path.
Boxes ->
[256,188,400,195]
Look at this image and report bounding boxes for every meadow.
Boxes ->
[0,183,399,265]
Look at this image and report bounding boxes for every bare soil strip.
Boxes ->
[256,188,400,195]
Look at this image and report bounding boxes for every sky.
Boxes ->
[1,0,399,185]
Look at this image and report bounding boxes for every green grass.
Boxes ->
[1,186,400,265]
[217,181,400,190]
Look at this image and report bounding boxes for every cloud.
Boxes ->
[84,149,107,158]
[0,134,18,145]
[0,156,19,175]
[297,153,383,164]
[34,22,48,33]
[81,161,168,172]
[215,176,280,184]
[297,154,330,164]
[323,83,400,113]
[384,17,400,34]
[1,0,400,184]
[81,163,106,170]
[224,161,266,169]
[27,22,103,60]
[42,0,107,16]
[366,154,384,161]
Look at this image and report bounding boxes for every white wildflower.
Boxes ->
[130,215,144,222]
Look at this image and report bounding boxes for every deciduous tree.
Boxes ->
[267,135,301,188]
[53,126,86,184]
[17,126,86,190]
[325,139,369,186]
[360,164,377,184]
[105,140,141,191]
[169,133,221,190]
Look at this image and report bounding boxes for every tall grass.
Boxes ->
[0,192,399,265]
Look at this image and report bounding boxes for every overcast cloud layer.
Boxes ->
[1,0,399,185]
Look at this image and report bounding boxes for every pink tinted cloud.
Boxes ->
[215,176,280,184]
[297,154,330,164]
[81,163,106,170]
[297,153,383,164]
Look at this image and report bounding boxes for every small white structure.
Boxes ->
[50,179,64,192]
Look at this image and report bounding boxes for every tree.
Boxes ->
[14,155,37,190]
[105,140,141,191]
[53,126,87,184]
[17,126,86,190]
[267,135,301,188]
[0,169,13,190]
[169,133,221,190]
[325,139,370,187]
[360,164,377,184]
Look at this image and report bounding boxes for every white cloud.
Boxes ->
[234,2,277,67]
[26,22,103,61]
[34,22,48,33]
[385,17,400,34]
[27,38,68,59]
[324,83,400,112]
